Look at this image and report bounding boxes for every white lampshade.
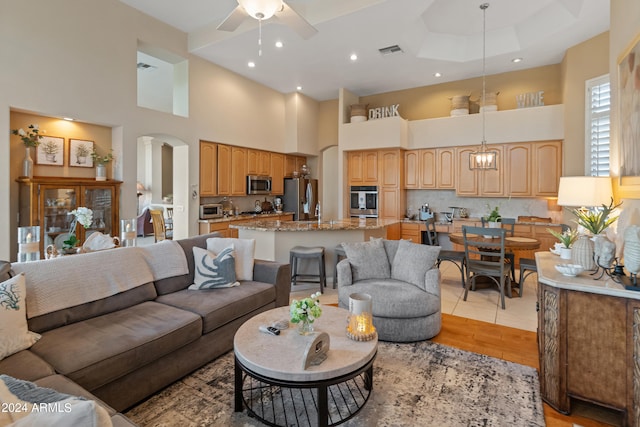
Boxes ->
[238,0,282,20]
[556,176,613,207]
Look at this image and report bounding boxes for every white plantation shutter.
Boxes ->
[585,75,610,176]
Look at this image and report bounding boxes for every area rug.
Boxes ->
[125,341,545,426]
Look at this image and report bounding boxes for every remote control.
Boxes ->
[259,325,280,336]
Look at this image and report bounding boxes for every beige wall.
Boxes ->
[560,32,610,177]
[611,0,640,199]
[358,65,562,121]
[317,99,339,151]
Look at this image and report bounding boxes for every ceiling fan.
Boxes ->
[217,0,318,40]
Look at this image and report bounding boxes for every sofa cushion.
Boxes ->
[154,233,219,295]
[338,279,440,318]
[0,274,41,361]
[342,239,391,281]
[29,301,201,391]
[0,374,112,427]
[0,351,54,383]
[207,238,255,281]
[391,240,441,290]
[189,246,239,289]
[156,281,275,334]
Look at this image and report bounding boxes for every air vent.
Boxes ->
[137,62,157,71]
[378,45,403,56]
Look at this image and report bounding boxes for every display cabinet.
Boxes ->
[17,177,121,257]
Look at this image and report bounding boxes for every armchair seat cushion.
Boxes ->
[338,279,440,318]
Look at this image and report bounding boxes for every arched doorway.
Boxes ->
[137,134,189,240]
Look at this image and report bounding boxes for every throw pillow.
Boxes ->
[0,375,112,427]
[189,246,240,289]
[342,239,391,281]
[0,274,40,361]
[391,240,441,290]
[207,238,255,281]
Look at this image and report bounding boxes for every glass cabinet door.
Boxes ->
[83,186,115,237]
[40,186,78,250]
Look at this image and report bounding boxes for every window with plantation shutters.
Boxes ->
[585,75,610,176]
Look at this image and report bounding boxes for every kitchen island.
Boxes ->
[230,218,400,288]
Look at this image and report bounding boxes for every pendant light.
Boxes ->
[469,3,498,170]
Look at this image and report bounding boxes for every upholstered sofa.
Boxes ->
[0,233,290,426]
[336,238,442,342]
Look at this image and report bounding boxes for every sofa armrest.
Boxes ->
[336,259,353,287]
[253,259,291,308]
[423,268,441,297]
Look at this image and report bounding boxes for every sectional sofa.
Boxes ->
[0,233,290,426]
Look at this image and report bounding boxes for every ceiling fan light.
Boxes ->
[238,0,283,20]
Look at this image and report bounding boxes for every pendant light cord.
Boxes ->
[481,3,488,146]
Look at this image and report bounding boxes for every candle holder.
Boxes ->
[120,219,137,247]
[18,226,40,262]
[346,293,376,341]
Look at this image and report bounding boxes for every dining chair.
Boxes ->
[462,225,512,309]
[149,209,167,243]
[423,218,466,287]
[481,217,517,284]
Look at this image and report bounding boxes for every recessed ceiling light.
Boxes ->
[434,72,442,78]
[275,41,283,48]
[512,58,523,63]
[350,53,358,61]
[248,61,256,68]
[63,117,74,121]
[296,86,302,91]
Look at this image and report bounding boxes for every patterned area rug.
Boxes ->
[125,341,545,426]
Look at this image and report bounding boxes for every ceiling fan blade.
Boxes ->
[275,2,318,39]
[216,5,249,32]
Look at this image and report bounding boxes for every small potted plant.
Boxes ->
[547,228,578,259]
[484,205,501,227]
[91,148,114,181]
[569,198,621,236]
[290,291,322,336]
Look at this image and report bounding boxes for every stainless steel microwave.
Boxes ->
[247,175,272,195]
[199,203,223,219]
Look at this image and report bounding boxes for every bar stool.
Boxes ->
[290,246,327,293]
[333,243,347,289]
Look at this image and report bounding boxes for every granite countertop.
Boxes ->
[198,212,295,224]
[401,218,564,226]
[229,218,400,232]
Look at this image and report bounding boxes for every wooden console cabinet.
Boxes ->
[536,252,639,427]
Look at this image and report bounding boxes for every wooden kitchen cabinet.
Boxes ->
[231,147,247,196]
[18,177,121,258]
[401,222,425,243]
[284,155,307,177]
[533,141,562,196]
[404,150,419,189]
[347,150,378,185]
[199,141,217,197]
[270,153,285,195]
[380,149,401,188]
[420,149,436,189]
[246,149,270,176]
[455,147,479,196]
[436,148,455,189]
[478,145,504,196]
[379,149,405,220]
[505,143,533,197]
[217,144,232,195]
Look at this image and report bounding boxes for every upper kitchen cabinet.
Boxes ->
[404,150,419,189]
[231,147,247,196]
[404,148,455,190]
[270,153,285,195]
[348,150,378,185]
[505,143,533,197]
[532,141,562,196]
[247,149,271,176]
[284,155,307,177]
[455,147,479,196]
[217,144,232,195]
[200,141,217,197]
[437,148,455,189]
[420,149,436,189]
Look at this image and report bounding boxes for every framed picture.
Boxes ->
[69,139,94,168]
[35,136,64,166]
[618,31,640,184]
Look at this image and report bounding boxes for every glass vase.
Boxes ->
[96,163,107,181]
[297,318,313,336]
[23,146,33,179]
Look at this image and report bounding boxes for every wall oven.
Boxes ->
[349,186,378,218]
[246,175,272,195]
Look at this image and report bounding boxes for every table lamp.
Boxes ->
[556,176,613,207]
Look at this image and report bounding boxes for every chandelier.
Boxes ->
[469,3,498,170]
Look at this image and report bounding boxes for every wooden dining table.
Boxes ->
[448,232,541,251]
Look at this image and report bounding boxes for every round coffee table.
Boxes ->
[234,305,378,427]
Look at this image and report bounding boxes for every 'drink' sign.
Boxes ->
[369,104,400,120]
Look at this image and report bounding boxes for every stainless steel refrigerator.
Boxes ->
[283,178,319,221]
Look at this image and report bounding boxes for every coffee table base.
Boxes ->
[234,355,375,427]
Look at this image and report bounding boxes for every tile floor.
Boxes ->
[291,261,539,332]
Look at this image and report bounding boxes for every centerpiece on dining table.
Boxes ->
[290,292,322,336]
